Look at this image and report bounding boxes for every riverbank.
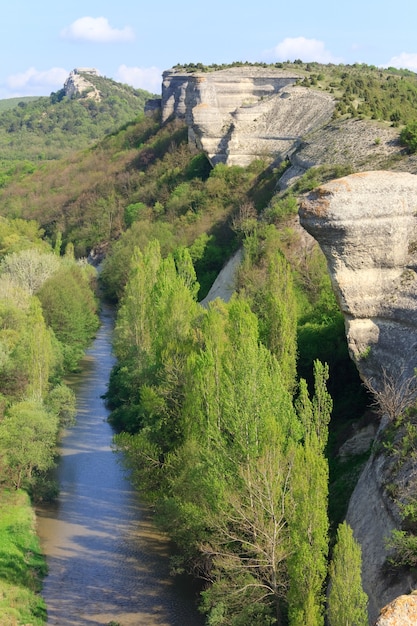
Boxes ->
[0,489,47,625]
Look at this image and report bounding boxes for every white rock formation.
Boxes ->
[299,170,417,623]
[199,248,242,307]
[299,170,417,386]
[64,69,101,101]
[161,67,335,166]
[374,592,417,625]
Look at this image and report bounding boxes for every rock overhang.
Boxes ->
[299,170,417,385]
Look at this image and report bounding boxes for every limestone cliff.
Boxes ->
[64,68,102,101]
[299,171,417,623]
[299,171,417,386]
[161,67,335,166]
[375,592,417,625]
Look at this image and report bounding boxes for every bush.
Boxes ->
[400,121,417,153]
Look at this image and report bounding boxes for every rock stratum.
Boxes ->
[161,67,335,166]
[299,170,417,386]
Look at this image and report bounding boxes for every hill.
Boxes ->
[0,70,155,168]
[0,96,40,112]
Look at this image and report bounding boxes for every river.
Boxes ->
[36,303,203,626]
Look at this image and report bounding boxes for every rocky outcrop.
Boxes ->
[199,248,243,307]
[299,170,417,386]
[345,442,416,623]
[299,170,417,623]
[64,68,102,101]
[161,67,335,166]
[374,592,417,626]
[279,118,404,190]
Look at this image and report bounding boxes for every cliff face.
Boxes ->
[64,68,101,101]
[299,170,417,623]
[299,171,417,386]
[161,67,335,166]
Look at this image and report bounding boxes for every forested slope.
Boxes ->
[2,63,417,623]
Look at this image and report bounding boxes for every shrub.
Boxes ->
[400,121,417,153]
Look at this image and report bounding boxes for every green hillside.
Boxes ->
[0,74,155,166]
[0,96,40,112]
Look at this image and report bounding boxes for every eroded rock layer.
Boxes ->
[162,67,334,166]
[299,170,417,385]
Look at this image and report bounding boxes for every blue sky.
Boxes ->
[2,0,417,99]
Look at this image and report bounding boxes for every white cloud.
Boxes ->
[385,52,417,71]
[265,37,342,64]
[61,17,134,43]
[116,65,162,94]
[6,67,68,96]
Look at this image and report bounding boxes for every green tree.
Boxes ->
[287,361,332,626]
[37,265,99,371]
[327,521,368,626]
[0,400,58,490]
[45,383,77,427]
[400,120,417,152]
[179,297,300,624]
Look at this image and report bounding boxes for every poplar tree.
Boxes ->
[327,521,368,626]
[287,361,332,626]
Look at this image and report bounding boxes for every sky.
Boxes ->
[2,0,417,99]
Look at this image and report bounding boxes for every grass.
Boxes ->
[0,489,47,625]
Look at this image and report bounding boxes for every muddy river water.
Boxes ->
[36,304,203,626]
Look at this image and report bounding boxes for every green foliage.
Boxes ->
[0,400,58,490]
[327,522,368,626]
[44,383,77,427]
[0,77,153,165]
[292,164,353,194]
[0,490,47,624]
[400,121,417,152]
[0,217,48,258]
[386,529,417,568]
[37,264,99,371]
[286,362,332,626]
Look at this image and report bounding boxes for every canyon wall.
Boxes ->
[161,67,335,166]
[299,170,417,386]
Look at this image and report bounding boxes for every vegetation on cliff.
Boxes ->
[172,60,417,128]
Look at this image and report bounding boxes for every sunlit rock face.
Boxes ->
[161,67,334,166]
[375,593,417,626]
[299,170,417,386]
[64,68,101,100]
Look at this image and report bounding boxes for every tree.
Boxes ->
[200,447,293,626]
[327,521,368,626]
[179,296,300,624]
[287,361,332,626]
[45,383,77,427]
[1,297,57,402]
[0,248,61,294]
[363,366,417,423]
[37,265,99,371]
[400,120,417,153]
[0,400,58,490]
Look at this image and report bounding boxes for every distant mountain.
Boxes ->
[0,70,157,165]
